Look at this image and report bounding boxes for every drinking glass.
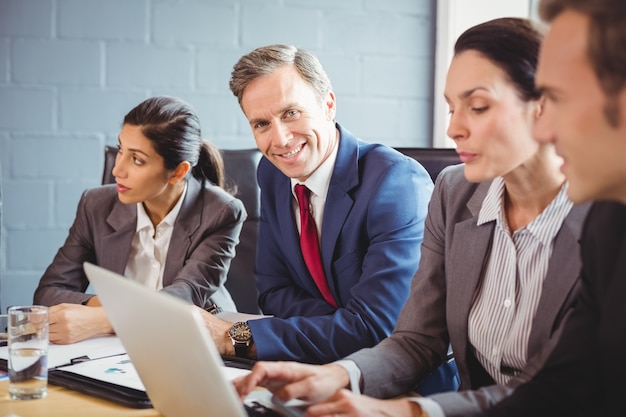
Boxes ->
[8,305,49,400]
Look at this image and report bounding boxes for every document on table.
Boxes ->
[57,352,251,391]
[0,334,126,369]
[216,311,271,322]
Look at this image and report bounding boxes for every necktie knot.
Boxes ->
[295,184,311,212]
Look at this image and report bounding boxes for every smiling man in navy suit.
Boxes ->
[199,44,446,379]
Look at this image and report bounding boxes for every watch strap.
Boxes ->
[234,341,248,358]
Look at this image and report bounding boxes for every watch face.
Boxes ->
[228,322,251,342]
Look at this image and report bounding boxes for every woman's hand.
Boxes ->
[233,361,350,403]
[48,303,113,344]
[305,389,423,417]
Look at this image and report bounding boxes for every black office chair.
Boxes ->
[395,147,461,182]
[220,149,262,314]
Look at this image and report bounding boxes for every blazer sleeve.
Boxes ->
[33,188,101,306]
[347,167,453,397]
[249,156,433,363]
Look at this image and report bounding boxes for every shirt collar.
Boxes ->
[291,139,339,200]
[477,177,504,227]
[478,178,573,245]
[135,182,188,232]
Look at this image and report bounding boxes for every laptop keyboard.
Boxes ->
[245,400,285,417]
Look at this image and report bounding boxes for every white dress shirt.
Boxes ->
[124,184,187,290]
[290,143,339,238]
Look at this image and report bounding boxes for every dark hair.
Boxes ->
[454,17,543,102]
[123,96,226,188]
[539,0,626,127]
[229,44,332,105]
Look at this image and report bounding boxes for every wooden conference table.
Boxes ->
[0,379,162,417]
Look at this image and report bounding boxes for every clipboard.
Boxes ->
[49,367,152,408]
[0,353,152,408]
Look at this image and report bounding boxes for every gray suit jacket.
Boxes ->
[34,177,246,312]
[348,165,590,416]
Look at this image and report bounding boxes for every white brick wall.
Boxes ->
[0,0,436,309]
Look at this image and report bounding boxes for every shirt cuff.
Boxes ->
[409,397,446,417]
[334,359,362,394]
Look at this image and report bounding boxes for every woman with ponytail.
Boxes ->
[34,96,246,344]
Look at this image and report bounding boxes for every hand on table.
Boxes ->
[48,303,113,344]
[197,307,235,356]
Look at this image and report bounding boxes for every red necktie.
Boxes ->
[294,184,337,308]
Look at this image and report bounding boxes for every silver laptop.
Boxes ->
[83,262,304,417]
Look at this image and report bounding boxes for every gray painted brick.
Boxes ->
[397,99,432,147]
[55,180,98,227]
[1,273,43,309]
[6,228,67,270]
[315,52,361,95]
[366,0,433,14]
[107,43,193,88]
[214,131,256,150]
[59,89,146,131]
[187,93,247,138]
[0,0,52,37]
[0,133,8,178]
[196,48,248,94]
[0,38,8,82]
[11,136,101,180]
[0,87,54,130]
[323,12,432,56]
[153,2,236,46]
[241,6,321,49]
[13,39,101,85]
[339,97,430,147]
[338,97,402,144]
[363,56,433,98]
[58,0,146,40]
[3,180,51,227]
[286,0,362,9]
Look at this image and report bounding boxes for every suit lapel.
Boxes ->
[527,203,590,356]
[447,182,494,377]
[162,178,201,285]
[102,201,137,275]
[273,171,320,294]
[321,126,359,303]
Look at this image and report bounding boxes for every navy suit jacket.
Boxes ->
[483,201,626,417]
[248,124,434,363]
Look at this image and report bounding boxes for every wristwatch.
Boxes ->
[228,321,252,358]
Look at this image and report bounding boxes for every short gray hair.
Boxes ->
[229,44,332,105]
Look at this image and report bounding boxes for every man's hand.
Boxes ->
[233,361,350,403]
[48,303,113,344]
[197,307,234,356]
[305,389,423,417]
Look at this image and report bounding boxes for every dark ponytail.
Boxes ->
[194,141,225,188]
[123,96,229,191]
